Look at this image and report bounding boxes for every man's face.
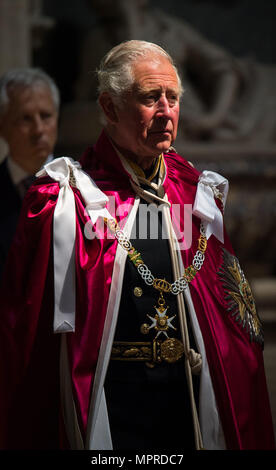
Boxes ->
[0,84,58,172]
[111,55,180,166]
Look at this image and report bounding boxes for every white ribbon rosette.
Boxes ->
[37,157,113,333]
[192,170,229,243]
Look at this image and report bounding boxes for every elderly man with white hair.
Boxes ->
[0,41,274,451]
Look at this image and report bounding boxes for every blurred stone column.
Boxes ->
[0,0,30,74]
[0,0,31,161]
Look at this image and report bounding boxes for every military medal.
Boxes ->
[142,290,176,338]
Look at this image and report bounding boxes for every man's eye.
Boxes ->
[168,95,178,104]
[22,115,32,122]
[143,95,156,104]
[41,112,52,120]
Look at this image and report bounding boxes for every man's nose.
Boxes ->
[155,96,171,118]
[32,115,44,134]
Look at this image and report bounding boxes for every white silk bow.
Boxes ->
[37,157,112,333]
[192,170,229,243]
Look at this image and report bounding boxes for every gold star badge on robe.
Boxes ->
[217,248,263,346]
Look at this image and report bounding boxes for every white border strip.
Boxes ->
[175,246,226,450]
[85,198,140,450]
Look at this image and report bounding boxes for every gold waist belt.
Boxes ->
[110,338,184,365]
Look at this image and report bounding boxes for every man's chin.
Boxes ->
[149,132,175,150]
[35,149,49,161]
[154,140,173,153]
[28,150,50,171]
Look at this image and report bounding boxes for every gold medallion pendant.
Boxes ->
[141,290,176,339]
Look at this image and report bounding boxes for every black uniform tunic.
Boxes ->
[105,176,199,450]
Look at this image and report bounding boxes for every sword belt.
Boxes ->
[110,338,185,366]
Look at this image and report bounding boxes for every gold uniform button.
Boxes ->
[140,323,150,335]
[133,286,143,297]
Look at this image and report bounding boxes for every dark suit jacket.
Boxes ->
[0,158,23,280]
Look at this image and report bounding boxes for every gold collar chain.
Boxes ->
[105,217,207,353]
[105,217,207,296]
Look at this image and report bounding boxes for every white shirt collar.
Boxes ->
[7,154,54,185]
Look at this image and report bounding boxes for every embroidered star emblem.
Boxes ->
[217,248,263,345]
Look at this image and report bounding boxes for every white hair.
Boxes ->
[97,40,183,103]
[0,67,60,117]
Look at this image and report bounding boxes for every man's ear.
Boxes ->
[98,92,119,124]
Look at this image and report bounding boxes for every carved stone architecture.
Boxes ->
[60,0,276,148]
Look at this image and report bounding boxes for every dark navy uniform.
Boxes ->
[105,171,200,450]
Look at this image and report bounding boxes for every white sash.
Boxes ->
[37,157,113,333]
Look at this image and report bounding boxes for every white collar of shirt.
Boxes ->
[7,154,54,185]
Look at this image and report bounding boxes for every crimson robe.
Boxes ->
[0,131,274,450]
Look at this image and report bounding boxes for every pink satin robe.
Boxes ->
[0,130,274,450]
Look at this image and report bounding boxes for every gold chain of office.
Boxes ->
[105,217,207,365]
[104,217,207,298]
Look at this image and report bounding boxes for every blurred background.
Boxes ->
[0,0,275,437]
